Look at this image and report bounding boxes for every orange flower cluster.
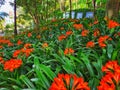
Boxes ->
[42,27,48,30]
[27,32,32,37]
[13,43,33,57]
[51,19,57,22]
[21,48,33,57]
[49,73,90,90]
[98,60,120,90]
[0,45,3,49]
[64,48,74,55]
[66,30,73,36]
[0,39,13,47]
[86,41,95,48]
[13,50,21,57]
[58,34,66,41]
[42,42,48,48]
[36,35,41,39]
[4,59,22,72]
[64,22,68,25]
[81,29,89,37]
[73,23,83,30]
[60,27,64,30]
[108,20,120,29]
[89,20,99,26]
[58,30,73,41]
[0,57,4,64]
[17,40,23,45]
[93,29,100,37]
[98,35,112,48]
[69,19,79,23]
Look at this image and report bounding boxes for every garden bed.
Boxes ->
[0,18,120,90]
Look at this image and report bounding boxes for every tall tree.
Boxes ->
[17,0,55,30]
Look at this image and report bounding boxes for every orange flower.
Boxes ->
[64,48,74,55]
[4,59,22,72]
[98,35,112,48]
[98,74,115,90]
[93,20,99,24]
[60,27,64,30]
[66,30,73,36]
[98,60,120,90]
[86,41,95,48]
[51,19,56,22]
[49,73,90,90]
[36,35,41,39]
[42,42,48,48]
[81,30,89,37]
[64,22,68,25]
[93,29,100,37]
[21,48,34,57]
[72,75,90,90]
[0,45,3,49]
[42,27,47,30]
[73,24,83,30]
[102,61,119,73]
[58,34,66,41]
[8,42,14,47]
[54,24,58,26]
[28,32,32,37]
[108,20,119,29]
[24,43,32,49]
[89,20,99,26]
[17,40,23,45]
[13,50,21,58]
[0,57,4,64]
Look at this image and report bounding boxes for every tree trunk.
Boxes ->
[69,0,72,18]
[14,0,17,35]
[59,0,65,12]
[92,0,96,17]
[106,0,120,19]
[54,0,57,18]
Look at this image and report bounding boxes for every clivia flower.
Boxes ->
[58,34,66,41]
[81,29,89,37]
[73,24,83,30]
[108,20,119,29]
[4,59,22,72]
[86,41,95,48]
[98,60,120,90]
[64,48,74,55]
[98,35,112,48]
[49,73,90,90]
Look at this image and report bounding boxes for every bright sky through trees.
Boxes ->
[0,0,14,13]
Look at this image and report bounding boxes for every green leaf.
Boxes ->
[20,75,35,89]
[112,49,119,60]
[62,58,75,74]
[68,55,84,64]
[34,57,50,89]
[81,53,94,77]
[39,64,56,81]
[107,44,113,59]
[88,78,100,90]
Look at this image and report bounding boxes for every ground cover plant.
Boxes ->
[0,17,120,90]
